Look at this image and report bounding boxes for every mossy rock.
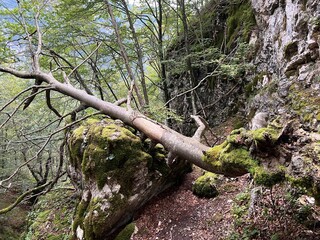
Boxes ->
[203,140,258,177]
[69,119,191,239]
[203,126,289,188]
[68,118,151,189]
[192,172,219,198]
[252,166,286,188]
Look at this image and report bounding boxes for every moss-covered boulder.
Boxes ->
[203,120,320,204]
[192,172,219,198]
[68,118,190,239]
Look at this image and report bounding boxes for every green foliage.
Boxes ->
[144,105,183,124]
[23,187,76,240]
[0,188,29,240]
[231,191,250,226]
[252,167,286,188]
[226,0,256,50]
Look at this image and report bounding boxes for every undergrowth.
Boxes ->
[229,184,320,239]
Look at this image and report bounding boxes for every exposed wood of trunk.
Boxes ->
[0,66,214,172]
[50,72,214,170]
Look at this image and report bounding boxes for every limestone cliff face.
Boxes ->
[167,0,320,201]
[249,0,320,116]
[166,0,320,133]
[247,0,320,203]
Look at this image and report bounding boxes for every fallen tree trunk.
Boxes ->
[0,67,215,172]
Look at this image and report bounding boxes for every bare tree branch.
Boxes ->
[0,85,49,112]
[46,90,62,117]
[104,0,145,108]
[0,181,52,215]
[0,111,102,188]
[67,42,102,78]
[0,66,35,79]
[164,71,220,106]
[191,115,207,141]
[0,87,51,130]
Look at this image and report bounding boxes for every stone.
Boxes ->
[250,112,269,130]
[192,172,219,198]
[68,119,191,239]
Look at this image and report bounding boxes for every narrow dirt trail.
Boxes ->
[132,168,249,240]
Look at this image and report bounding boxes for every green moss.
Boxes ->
[114,223,136,240]
[249,127,279,143]
[219,148,258,176]
[288,85,320,124]
[82,194,130,239]
[251,167,286,188]
[72,193,91,234]
[23,188,76,240]
[203,126,287,185]
[68,125,86,168]
[288,176,320,205]
[226,0,256,50]
[70,119,151,190]
[192,172,219,198]
[204,141,257,177]
[206,141,228,160]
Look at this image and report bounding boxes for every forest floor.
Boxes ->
[0,187,30,240]
[132,168,249,240]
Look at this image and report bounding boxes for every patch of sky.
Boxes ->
[0,0,17,9]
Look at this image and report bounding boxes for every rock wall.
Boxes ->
[167,0,320,202]
[166,0,320,134]
[166,0,256,135]
[247,0,320,204]
[249,0,320,117]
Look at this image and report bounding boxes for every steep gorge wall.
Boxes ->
[166,0,320,134]
[166,0,256,135]
[249,0,320,118]
[167,0,320,203]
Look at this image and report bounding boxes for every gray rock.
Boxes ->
[250,112,269,130]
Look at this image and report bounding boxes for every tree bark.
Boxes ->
[0,66,215,172]
[178,0,197,115]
